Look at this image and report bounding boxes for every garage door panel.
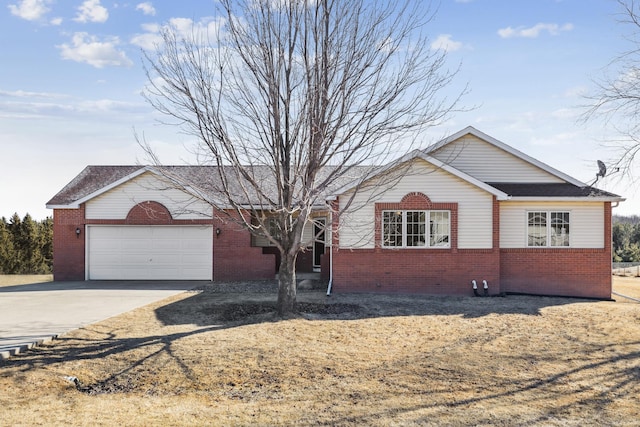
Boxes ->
[88,226,213,280]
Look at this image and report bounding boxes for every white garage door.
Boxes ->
[87,226,213,280]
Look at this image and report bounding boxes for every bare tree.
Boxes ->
[583,0,640,179]
[141,0,461,315]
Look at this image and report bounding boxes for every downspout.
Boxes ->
[326,210,333,296]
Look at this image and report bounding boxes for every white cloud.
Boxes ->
[131,32,163,50]
[131,17,226,50]
[498,23,574,39]
[551,108,578,120]
[74,0,109,23]
[563,85,588,98]
[169,17,226,43]
[136,2,156,16]
[430,34,463,52]
[0,89,70,99]
[8,0,51,21]
[57,32,133,68]
[131,23,163,50]
[531,131,580,146]
[50,17,63,25]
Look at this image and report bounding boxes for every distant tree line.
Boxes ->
[0,213,52,274]
[613,215,640,262]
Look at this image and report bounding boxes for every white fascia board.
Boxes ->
[505,196,626,203]
[45,167,150,209]
[426,126,587,187]
[46,204,77,210]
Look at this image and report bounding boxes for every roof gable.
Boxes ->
[46,166,146,208]
[330,149,511,200]
[427,126,585,186]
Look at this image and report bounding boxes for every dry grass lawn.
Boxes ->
[0,277,639,426]
[613,275,640,300]
[0,274,52,287]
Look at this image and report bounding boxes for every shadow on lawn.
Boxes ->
[154,287,602,327]
[0,323,228,394]
[323,339,640,426]
[0,284,622,401]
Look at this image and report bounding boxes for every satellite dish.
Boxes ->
[597,160,607,178]
[590,160,608,187]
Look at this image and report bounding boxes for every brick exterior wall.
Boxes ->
[331,196,612,299]
[52,207,87,281]
[331,249,500,295]
[52,202,275,281]
[500,202,612,299]
[212,211,275,281]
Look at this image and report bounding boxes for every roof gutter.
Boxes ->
[504,196,626,203]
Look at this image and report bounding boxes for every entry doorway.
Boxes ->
[313,218,326,271]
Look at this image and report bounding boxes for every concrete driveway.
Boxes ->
[0,281,198,359]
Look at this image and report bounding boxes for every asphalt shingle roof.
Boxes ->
[46,166,141,206]
[46,165,375,207]
[486,182,620,198]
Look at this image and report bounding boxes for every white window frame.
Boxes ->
[526,211,571,247]
[382,210,450,249]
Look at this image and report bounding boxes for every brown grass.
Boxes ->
[0,274,52,287]
[613,276,640,300]
[0,278,639,426]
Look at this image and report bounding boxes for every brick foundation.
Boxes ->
[332,248,500,295]
[500,249,611,299]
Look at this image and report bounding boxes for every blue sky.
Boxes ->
[0,0,637,220]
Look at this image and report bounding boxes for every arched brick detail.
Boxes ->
[374,194,458,250]
[126,201,173,224]
[400,192,433,209]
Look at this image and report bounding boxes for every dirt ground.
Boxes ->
[0,277,639,426]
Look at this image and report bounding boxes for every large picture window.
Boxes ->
[527,211,570,247]
[382,210,450,248]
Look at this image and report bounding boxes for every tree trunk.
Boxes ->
[277,250,298,316]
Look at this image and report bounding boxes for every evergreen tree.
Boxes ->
[0,213,53,274]
[0,217,16,274]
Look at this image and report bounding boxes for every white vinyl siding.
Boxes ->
[430,134,564,183]
[500,202,604,248]
[339,159,494,249]
[87,225,213,280]
[85,172,212,220]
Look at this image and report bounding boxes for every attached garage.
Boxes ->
[87,225,213,280]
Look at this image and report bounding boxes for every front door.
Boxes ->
[313,218,326,271]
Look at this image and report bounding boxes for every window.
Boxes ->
[527,211,570,247]
[382,210,450,248]
[267,217,279,237]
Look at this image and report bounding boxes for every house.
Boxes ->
[46,126,623,299]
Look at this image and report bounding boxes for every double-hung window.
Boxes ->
[382,210,450,248]
[527,211,570,247]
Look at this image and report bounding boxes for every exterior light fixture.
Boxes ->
[215,228,221,237]
[75,227,82,238]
